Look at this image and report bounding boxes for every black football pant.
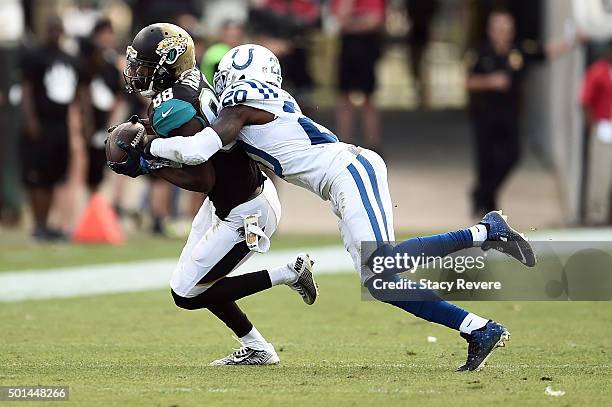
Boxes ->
[472,117,520,215]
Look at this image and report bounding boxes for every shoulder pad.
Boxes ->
[151,98,196,137]
[170,82,199,104]
[177,69,203,92]
[220,79,280,108]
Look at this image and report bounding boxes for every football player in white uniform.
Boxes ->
[137,44,537,371]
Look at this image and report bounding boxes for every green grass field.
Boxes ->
[0,231,345,272]
[2,272,612,406]
[0,228,426,273]
[2,231,612,405]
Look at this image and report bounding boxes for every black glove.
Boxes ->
[107,140,151,178]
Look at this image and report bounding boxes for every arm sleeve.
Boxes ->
[150,126,223,165]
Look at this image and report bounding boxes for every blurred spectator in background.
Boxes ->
[20,15,81,241]
[0,89,7,224]
[467,9,580,217]
[201,20,244,84]
[79,17,125,194]
[190,26,206,68]
[581,40,612,225]
[147,177,171,236]
[249,0,319,114]
[405,0,438,109]
[333,0,385,153]
[127,0,202,33]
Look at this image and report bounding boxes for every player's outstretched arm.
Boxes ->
[148,105,273,165]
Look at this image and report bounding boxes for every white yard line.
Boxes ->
[0,246,354,302]
[2,229,610,302]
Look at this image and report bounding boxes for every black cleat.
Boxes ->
[480,210,537,267]
[457,320,510,372]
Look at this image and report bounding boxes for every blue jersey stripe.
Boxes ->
[237,140,284,177]
[298,117,338,145]
[283,101,296,113]
[251,79,279,97]
[235,79,278,99]
[347,163,383,243]
[356,154,390,241]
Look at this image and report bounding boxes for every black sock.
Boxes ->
[198,270,272,306]
[171,270,272,310]
[152,217,165,235]
[208,302,253,337]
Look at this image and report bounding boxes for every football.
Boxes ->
[105,119,147,164]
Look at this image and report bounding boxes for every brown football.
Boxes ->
[106,121,146,163]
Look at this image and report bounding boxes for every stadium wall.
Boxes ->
[523,0,584,225]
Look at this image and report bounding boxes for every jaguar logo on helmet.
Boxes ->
[156,36,189,65]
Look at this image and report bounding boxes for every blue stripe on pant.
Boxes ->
[347,154,474,331]
[347,163,384,243]
[356,154,390,241]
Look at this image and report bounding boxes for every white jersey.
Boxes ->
[219,79,354,200]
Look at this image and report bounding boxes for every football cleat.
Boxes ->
[457,320,510,372]
[288,254,318,305]
[209,344,280,366]
[480,210,537,267]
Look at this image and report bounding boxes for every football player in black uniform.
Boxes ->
[108,23,317,365]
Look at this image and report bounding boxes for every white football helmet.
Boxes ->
[213,44,282,97]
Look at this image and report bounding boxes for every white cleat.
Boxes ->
[288,253,318,305]
[209,343,280,366]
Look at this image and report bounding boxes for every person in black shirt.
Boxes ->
[405,0,438,108]
[467,9,580,216]
[20,15,81,240]
[79,18,124,192]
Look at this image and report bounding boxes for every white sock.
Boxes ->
[268,264,297,286]
[468,224,488,246]
[240,326,267,348]
[459,313,489,334]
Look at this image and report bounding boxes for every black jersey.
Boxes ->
[468,40,546,119]
[82,55,122,131]
[21,45,81,124]
[148,68,264,219]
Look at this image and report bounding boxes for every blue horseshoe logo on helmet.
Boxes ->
[232,48,254,70]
